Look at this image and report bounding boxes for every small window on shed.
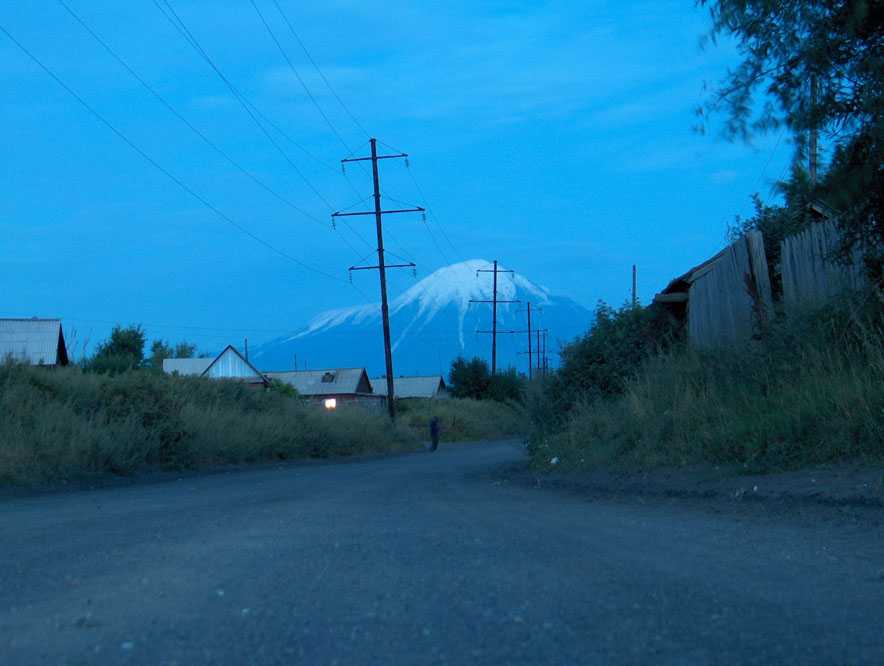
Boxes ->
[321,372,336,383]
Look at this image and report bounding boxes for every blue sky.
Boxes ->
[0,1,792,358]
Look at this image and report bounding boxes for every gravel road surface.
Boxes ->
[2,440,883,665]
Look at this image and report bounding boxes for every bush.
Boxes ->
[0,366,416,485]
[449,356,525,403]
[530,293,884,471]
[547,301,680,419]
[398,397,526,443]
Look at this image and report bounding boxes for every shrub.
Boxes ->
[0,365,417,485]
[530,293,884,471]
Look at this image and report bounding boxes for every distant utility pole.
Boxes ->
[471,260,519,375]
[536,329,542,374]
[632,264,637,307]
[333,138,424,419]
[542,330,548,377]
[809,75,819,185]
[516,302,542,379]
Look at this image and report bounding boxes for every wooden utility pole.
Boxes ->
[632,264,637,307]
[471,260,518,375]
[333,138,424,419]
[526,302,533,380]
[536,329,541,374]
[542,330,548,377]
[809,76,819,185]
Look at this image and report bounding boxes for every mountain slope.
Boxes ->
[252,260,592,376]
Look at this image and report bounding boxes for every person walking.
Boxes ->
[429,416,441,452]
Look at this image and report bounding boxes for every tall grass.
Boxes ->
[397,397,527,442]
[0,365,416,485]
[530,296,884,471]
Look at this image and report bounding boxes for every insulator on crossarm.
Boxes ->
[412,267,417,278]
[404,157,410,168]
[348,270,353,283]
[331,219,336,230]
[421,211,427,222]
[341,163,346,175]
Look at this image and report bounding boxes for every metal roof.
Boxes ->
[0,318,69,365]
[265,368,371,396]
[369,376,448,399]
[163,357,213,376]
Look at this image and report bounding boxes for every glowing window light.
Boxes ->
[324,398,337,410]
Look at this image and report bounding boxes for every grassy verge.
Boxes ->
[397,397,527,442]
[530,297,884,473]
[0,364,417,485]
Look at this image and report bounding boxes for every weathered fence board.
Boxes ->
[687,231,773,349]
[780,221,866,312]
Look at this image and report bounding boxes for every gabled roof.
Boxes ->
[163,346,267,384]
[0,318,69,366]
[265,368,371,396]
[163,357,213,376]
[369,375,448,399]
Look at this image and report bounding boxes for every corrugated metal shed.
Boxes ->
[369,376,449,399]
[0,318,69,366]
[265,368,372,396]
[163,357,213,376]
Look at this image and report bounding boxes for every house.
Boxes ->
[0,318,69,366]
[264,367,383,410]
[369,375,449,400]
[163,345,268,387]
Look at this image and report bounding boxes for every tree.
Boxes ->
[149,339,197,369]
[449,357,491,400]
[698,0,883,277]
[88,325,146,374]
[449,357,524,402]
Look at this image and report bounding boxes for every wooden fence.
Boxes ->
[780,220,866,312]
[687,231,773,349]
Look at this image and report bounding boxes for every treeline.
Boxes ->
[81,324,202,374]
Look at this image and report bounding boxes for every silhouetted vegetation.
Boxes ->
[448,356,524,403]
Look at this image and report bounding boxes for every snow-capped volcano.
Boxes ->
[252,260,591,376]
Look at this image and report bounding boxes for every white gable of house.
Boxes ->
[203,346,263,381]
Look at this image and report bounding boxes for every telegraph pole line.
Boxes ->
[516,302,542,380]
[333,137,424,419]
[470,260,518,375]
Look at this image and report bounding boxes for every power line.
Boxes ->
[155,0,335,211]
[0,21,348,286]
[248,0,355,153]
[153,0,375,255]
[269,0,370,138]
[57,0,330,234]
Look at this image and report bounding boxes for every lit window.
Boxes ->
[324,398,337,410]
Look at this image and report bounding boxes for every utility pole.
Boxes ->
[536,329,542,374]
[470,260,518,375]
[333,138,424,419]
[809,75,818,185]
[526,302,533,380]
[542,330,548,377]
[632,264,637,307]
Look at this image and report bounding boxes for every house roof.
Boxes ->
[369,375,447,399]
[265,368,371,396]
[0,318,69,366]
[163,357,213,376]
[202,345,267,384]
[163,346,267,384]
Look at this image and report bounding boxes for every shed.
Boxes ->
[369,375,449,400]
[265,367,382,409]
[0,318,69,366]
[654,231,772,349]
[163,345,267,386]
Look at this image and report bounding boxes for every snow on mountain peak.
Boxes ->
[290,259,551,343]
